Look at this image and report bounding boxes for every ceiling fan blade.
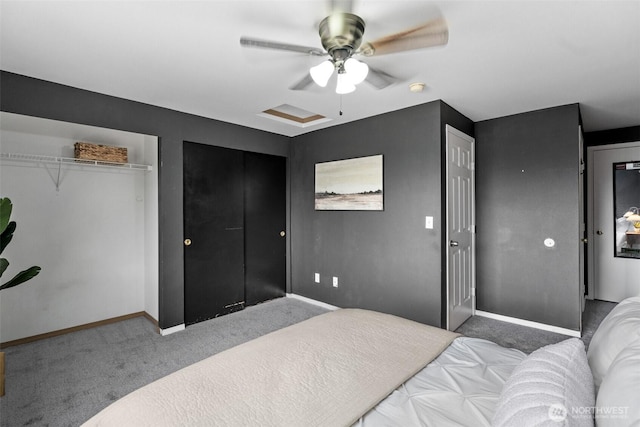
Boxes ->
[289,73,315,91]
[358,18,448,57]
[365,66,395,89]
[240,37,327,56]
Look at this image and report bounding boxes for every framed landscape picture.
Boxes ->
[315,154,383,211]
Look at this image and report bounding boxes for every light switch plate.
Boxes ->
[425,216,434,229]
[314,273,320,283]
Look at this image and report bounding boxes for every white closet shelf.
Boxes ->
[1,152,152,171]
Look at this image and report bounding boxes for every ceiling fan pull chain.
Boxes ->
[339,95,343,116]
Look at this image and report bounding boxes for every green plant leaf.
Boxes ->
[0,258,8,277]
[0,266,41,291]
[0,198,12,235]
[0,221,16,255]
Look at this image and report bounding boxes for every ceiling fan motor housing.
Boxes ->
[319,13,365,63]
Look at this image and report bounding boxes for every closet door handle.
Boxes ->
[184,238,192,246]
[280,231,286,237]
[450,240,459,247]
[596,230,604,235]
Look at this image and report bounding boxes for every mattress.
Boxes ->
[355,336,527,427]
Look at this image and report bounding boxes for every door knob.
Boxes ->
[581,238,588,243]
[280,231,286,237]
[596,230,604,235]
[450,240,459,247]
[184,238,192,246]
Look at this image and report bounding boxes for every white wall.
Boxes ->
[0,113,158,342]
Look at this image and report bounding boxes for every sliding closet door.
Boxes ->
[244,152,287,305]
[183,142,245,324]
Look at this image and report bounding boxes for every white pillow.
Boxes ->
[595,340,640,427]
[493,338,595,427]
[587,296,640,389]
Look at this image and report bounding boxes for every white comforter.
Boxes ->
[356,337,527,426]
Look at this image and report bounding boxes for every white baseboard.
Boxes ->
[475,310,581,338]
[286,293,339,311]
[160,323,185,336]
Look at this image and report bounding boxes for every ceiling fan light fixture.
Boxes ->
[336,72,356,94]
[344,58,369,85]
[310,60,335,87]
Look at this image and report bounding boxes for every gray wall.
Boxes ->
[290,101,472,327]
[5,71,588,332]
[1,71,475,331]
[0,71,290,330]
[475,104,582,330]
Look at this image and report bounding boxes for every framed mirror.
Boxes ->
[613,161,640,258]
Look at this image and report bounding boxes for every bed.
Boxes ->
[83,297,640,427]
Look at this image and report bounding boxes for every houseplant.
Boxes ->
[1,197,41,291]
[0,197,42,397]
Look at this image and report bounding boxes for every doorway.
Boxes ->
[587,142,640,302]
[445,125,476,331]
[183,142,286,324]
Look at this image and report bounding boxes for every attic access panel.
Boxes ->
[259,104,331,128]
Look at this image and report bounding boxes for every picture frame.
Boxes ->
[314,154,383,211]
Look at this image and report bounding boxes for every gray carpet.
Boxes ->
[0,297,329,427]
[0,297,616,426]
[456,299,617,354]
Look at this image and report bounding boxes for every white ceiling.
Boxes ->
[1,0,639,137]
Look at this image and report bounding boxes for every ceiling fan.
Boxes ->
[239,5,448,94]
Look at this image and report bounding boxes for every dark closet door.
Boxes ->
[183,142,245,324]
[244,152,287,306]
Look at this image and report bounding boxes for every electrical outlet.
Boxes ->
[314,273,320,283]
[332,276,339,287]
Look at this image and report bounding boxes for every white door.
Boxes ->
[446,125,475,331]
[588,142,640,302]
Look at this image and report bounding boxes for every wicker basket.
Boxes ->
[74,142,128,164]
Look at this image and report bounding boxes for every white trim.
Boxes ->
[475,310,581,337]
[160,324,185,336]
[286,293,339,311]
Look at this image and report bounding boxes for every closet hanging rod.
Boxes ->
[0,152,152,171]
